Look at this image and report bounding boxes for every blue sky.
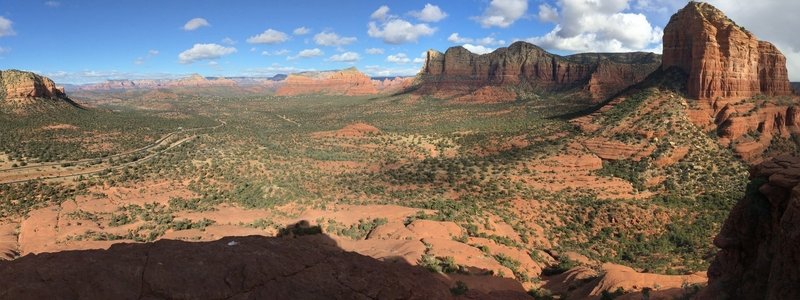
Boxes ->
[0,0,797,83]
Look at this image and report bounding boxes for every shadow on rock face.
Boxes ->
[0,221,530,300]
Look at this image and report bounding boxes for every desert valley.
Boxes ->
[1,1,799,299]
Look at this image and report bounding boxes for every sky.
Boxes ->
[0,0,798,84]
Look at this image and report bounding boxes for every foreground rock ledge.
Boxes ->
[700,154,800,299]
[0,235,527,300]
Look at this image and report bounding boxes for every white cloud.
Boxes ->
[524,0,663,52]
[208,61,219,66]
[371,5,391,20]
[365,48,385,55]
[475,0,528,28]
[362,65,420,77]
[313,31,357,46]
[0,17,15,37]
[221,37,237,45]
[247,29,289,44]
[410,4,448,22]
[704,0,800,81]
[0,47,10,55]
[44,1,60,8]
[183,18,210,31]
[387,53,411,64]
[463,44,496,55]
[242,63,315,76]
[293,26,310,35]
[262,49,291,56]
[134,49,160,65]
[447,33,505,46]
[413,52,427,64]
[538,3,559,22]
[178,43,236,64]
[328,51,361,62]
[289,48,324,59]
[368,19,435,44]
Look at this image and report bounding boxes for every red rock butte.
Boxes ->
[418,41,661,103]
[0,69,66,101]
[276,67,410,97]
[662,1,793,100]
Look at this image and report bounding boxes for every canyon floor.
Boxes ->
[0,85,762,298]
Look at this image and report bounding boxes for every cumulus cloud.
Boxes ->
[525,0,663,52]
[328,51,361,62]
[362,65,420,77]
[368,5,436,44]
[0,17,15,37]
[387,53,411,64]
[293,27,310,35]
[247,29,289,44]
[371,5,391,20]
[178,43,236,64]
[463,44,496,55]
[410,4,448,22]
[474,0,528,28]
[704,0,800,80]
[289,48,324,59]
[538,3,559,22]
[413,52,427,64]
[183,18,210,31]
[447,33,506,46]
[314,31,357,46]
[262,49,291,56]
[134,49,160,65]
[221,37,237,45]
[365,48,385,55]
[242,63,315,76]
[368,19,435,44]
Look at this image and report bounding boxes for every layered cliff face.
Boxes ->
[418,41,661,103]
[700,155,800,299]
[662,1,792,100]
[0,69,66,101]
[276,68,379,96]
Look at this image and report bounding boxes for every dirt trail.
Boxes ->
[0,120,225,184]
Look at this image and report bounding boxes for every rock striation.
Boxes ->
[662,1,793,100]
[276,68,380,96]
[418,41,661,103]
[0,69,67,101]
[700,155,800,299]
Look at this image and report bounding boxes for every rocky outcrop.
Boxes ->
[0,235,526,299]
[700,155,800,299]
[662,1,792,100]
[0,69,66,101]
[276,68,379,96]
[372,76,414,94]
[792,82,800,95]
[418,41,661,103]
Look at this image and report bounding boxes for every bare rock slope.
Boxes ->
[700,155,800,299]
[0,234,529,299]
